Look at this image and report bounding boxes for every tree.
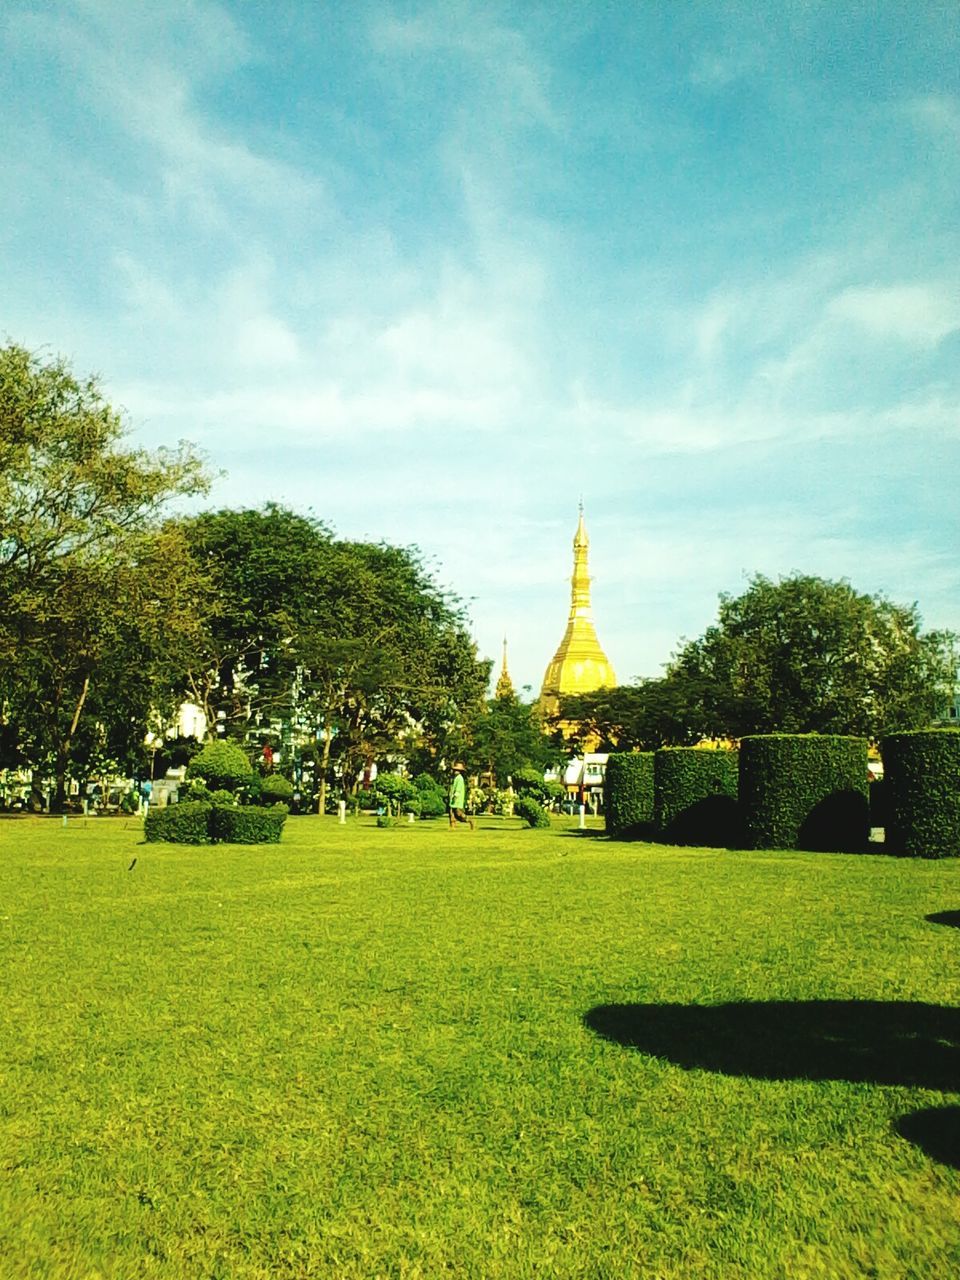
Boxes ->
[177,507,490,804]
[671,573,958,739]
[467,690,558,785]
[0,345,209,805]
[558,675,706,753]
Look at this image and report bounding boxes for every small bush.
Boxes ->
[185,740,253,791]
[354,788,376,812]
[259,774,294,805]
[376,813,397,828]
[514,795,551,828]
[513,767,551,805]
[882,730,960,859]
[604,753,655,838]
[144,801,211,845]
[413,773,442,794]
[654,748,740,846]
[417,789,447,819]
[181,780,213,804]
[210,804,288,845]
[210,789,236,806]
[740,735,869,852]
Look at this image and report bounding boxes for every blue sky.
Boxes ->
[3,1,958,693]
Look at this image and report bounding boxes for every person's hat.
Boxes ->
[452,761,466,772]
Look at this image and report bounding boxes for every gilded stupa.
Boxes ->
[495,637,516,699]
[539,506,616,719]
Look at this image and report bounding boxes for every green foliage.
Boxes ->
[740,735,869,852]
[375,813,397,828]
[181,779,213,804]
[604,752,655,837]
[560,676,705,752]
[144,801,211,845]
[259,774,294,805]
[416,789,448,819]
[513,795,551,828]
[375,773,418,815]
[186,740,253,790]
[672,573,958,739]
[354,788,376,811]
[209,789,236,806]
[210,804,288,845]
[512,766,551,805]
[654,748,740,846]
[413,773,442,793]
[881,730,960,858]
[468,692,557,785]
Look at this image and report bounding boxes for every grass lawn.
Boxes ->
[1,813,959,1279]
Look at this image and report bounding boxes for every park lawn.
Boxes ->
[1,815,958,1279]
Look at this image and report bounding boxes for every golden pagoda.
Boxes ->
[495,636,515,700]
[539,506,616,719]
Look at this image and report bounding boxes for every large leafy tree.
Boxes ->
[467,689,559,785]
[559,675,706,753]
[0,344,208,805]
[178,507,490,804]
[671,573,957,739]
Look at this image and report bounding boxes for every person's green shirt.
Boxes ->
[449,772,466,809]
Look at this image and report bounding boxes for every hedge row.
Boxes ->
[740,735,868,852]
[654,748,740,847]
[882,730,960,859]
[145,802,288,845]
[606,736,872,853]
[604,753,654,836]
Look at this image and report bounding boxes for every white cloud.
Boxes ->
[827,284,960,346]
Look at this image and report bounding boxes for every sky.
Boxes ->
[2,0,958,694]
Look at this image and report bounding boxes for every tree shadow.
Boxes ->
[583,999,960,1091]
[927,911,960,930]
[607,821,656,842]
[797,789,870,853]
[895,1105,960,1169]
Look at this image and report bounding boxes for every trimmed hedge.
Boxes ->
[185,740,253,790]
[144,800,287,845]
[654,748,740,846]
[514,795,551,829]
[210,804,288,845]
[604,753,655,838]
[144,801,212,844]
[740,735,869,852]
[881,730,960,859]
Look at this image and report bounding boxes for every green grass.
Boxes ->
[2,814,959,1278]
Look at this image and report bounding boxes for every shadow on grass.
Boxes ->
[895,1105,960,1169]
[583,999,960,1090]
[927,910,960,930]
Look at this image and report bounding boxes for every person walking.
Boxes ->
[448,762,474,830]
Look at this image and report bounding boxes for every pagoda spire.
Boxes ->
[538,506,616,720]
[495,635,515,699]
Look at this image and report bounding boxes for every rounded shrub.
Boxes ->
[604,753,654,838]
[654,748,740,847]
[144,801,212,845]
[514,795,551,829]
[259,774,294,805]
[740,735,869,852]
[881,730,960,859]
[417,789,447,819]
[185,741,253,791]
[210,788,236,806]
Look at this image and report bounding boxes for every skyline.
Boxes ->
[2,1,958,693]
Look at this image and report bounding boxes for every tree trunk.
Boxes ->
[317,723,333,815]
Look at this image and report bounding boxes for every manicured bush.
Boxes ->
[259,774,294,805]
[740,735,869,852]
[144,801,212,845]
[513,767,551,805]
[185,741,253,791]
[514,795,551,829]
[604,753,654,838]
[181,780,213,804]
[654,748,740,847]
[209,804,288,845]
[417,789,447,819]
[210,789,236,806]
[881,730,960,859]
